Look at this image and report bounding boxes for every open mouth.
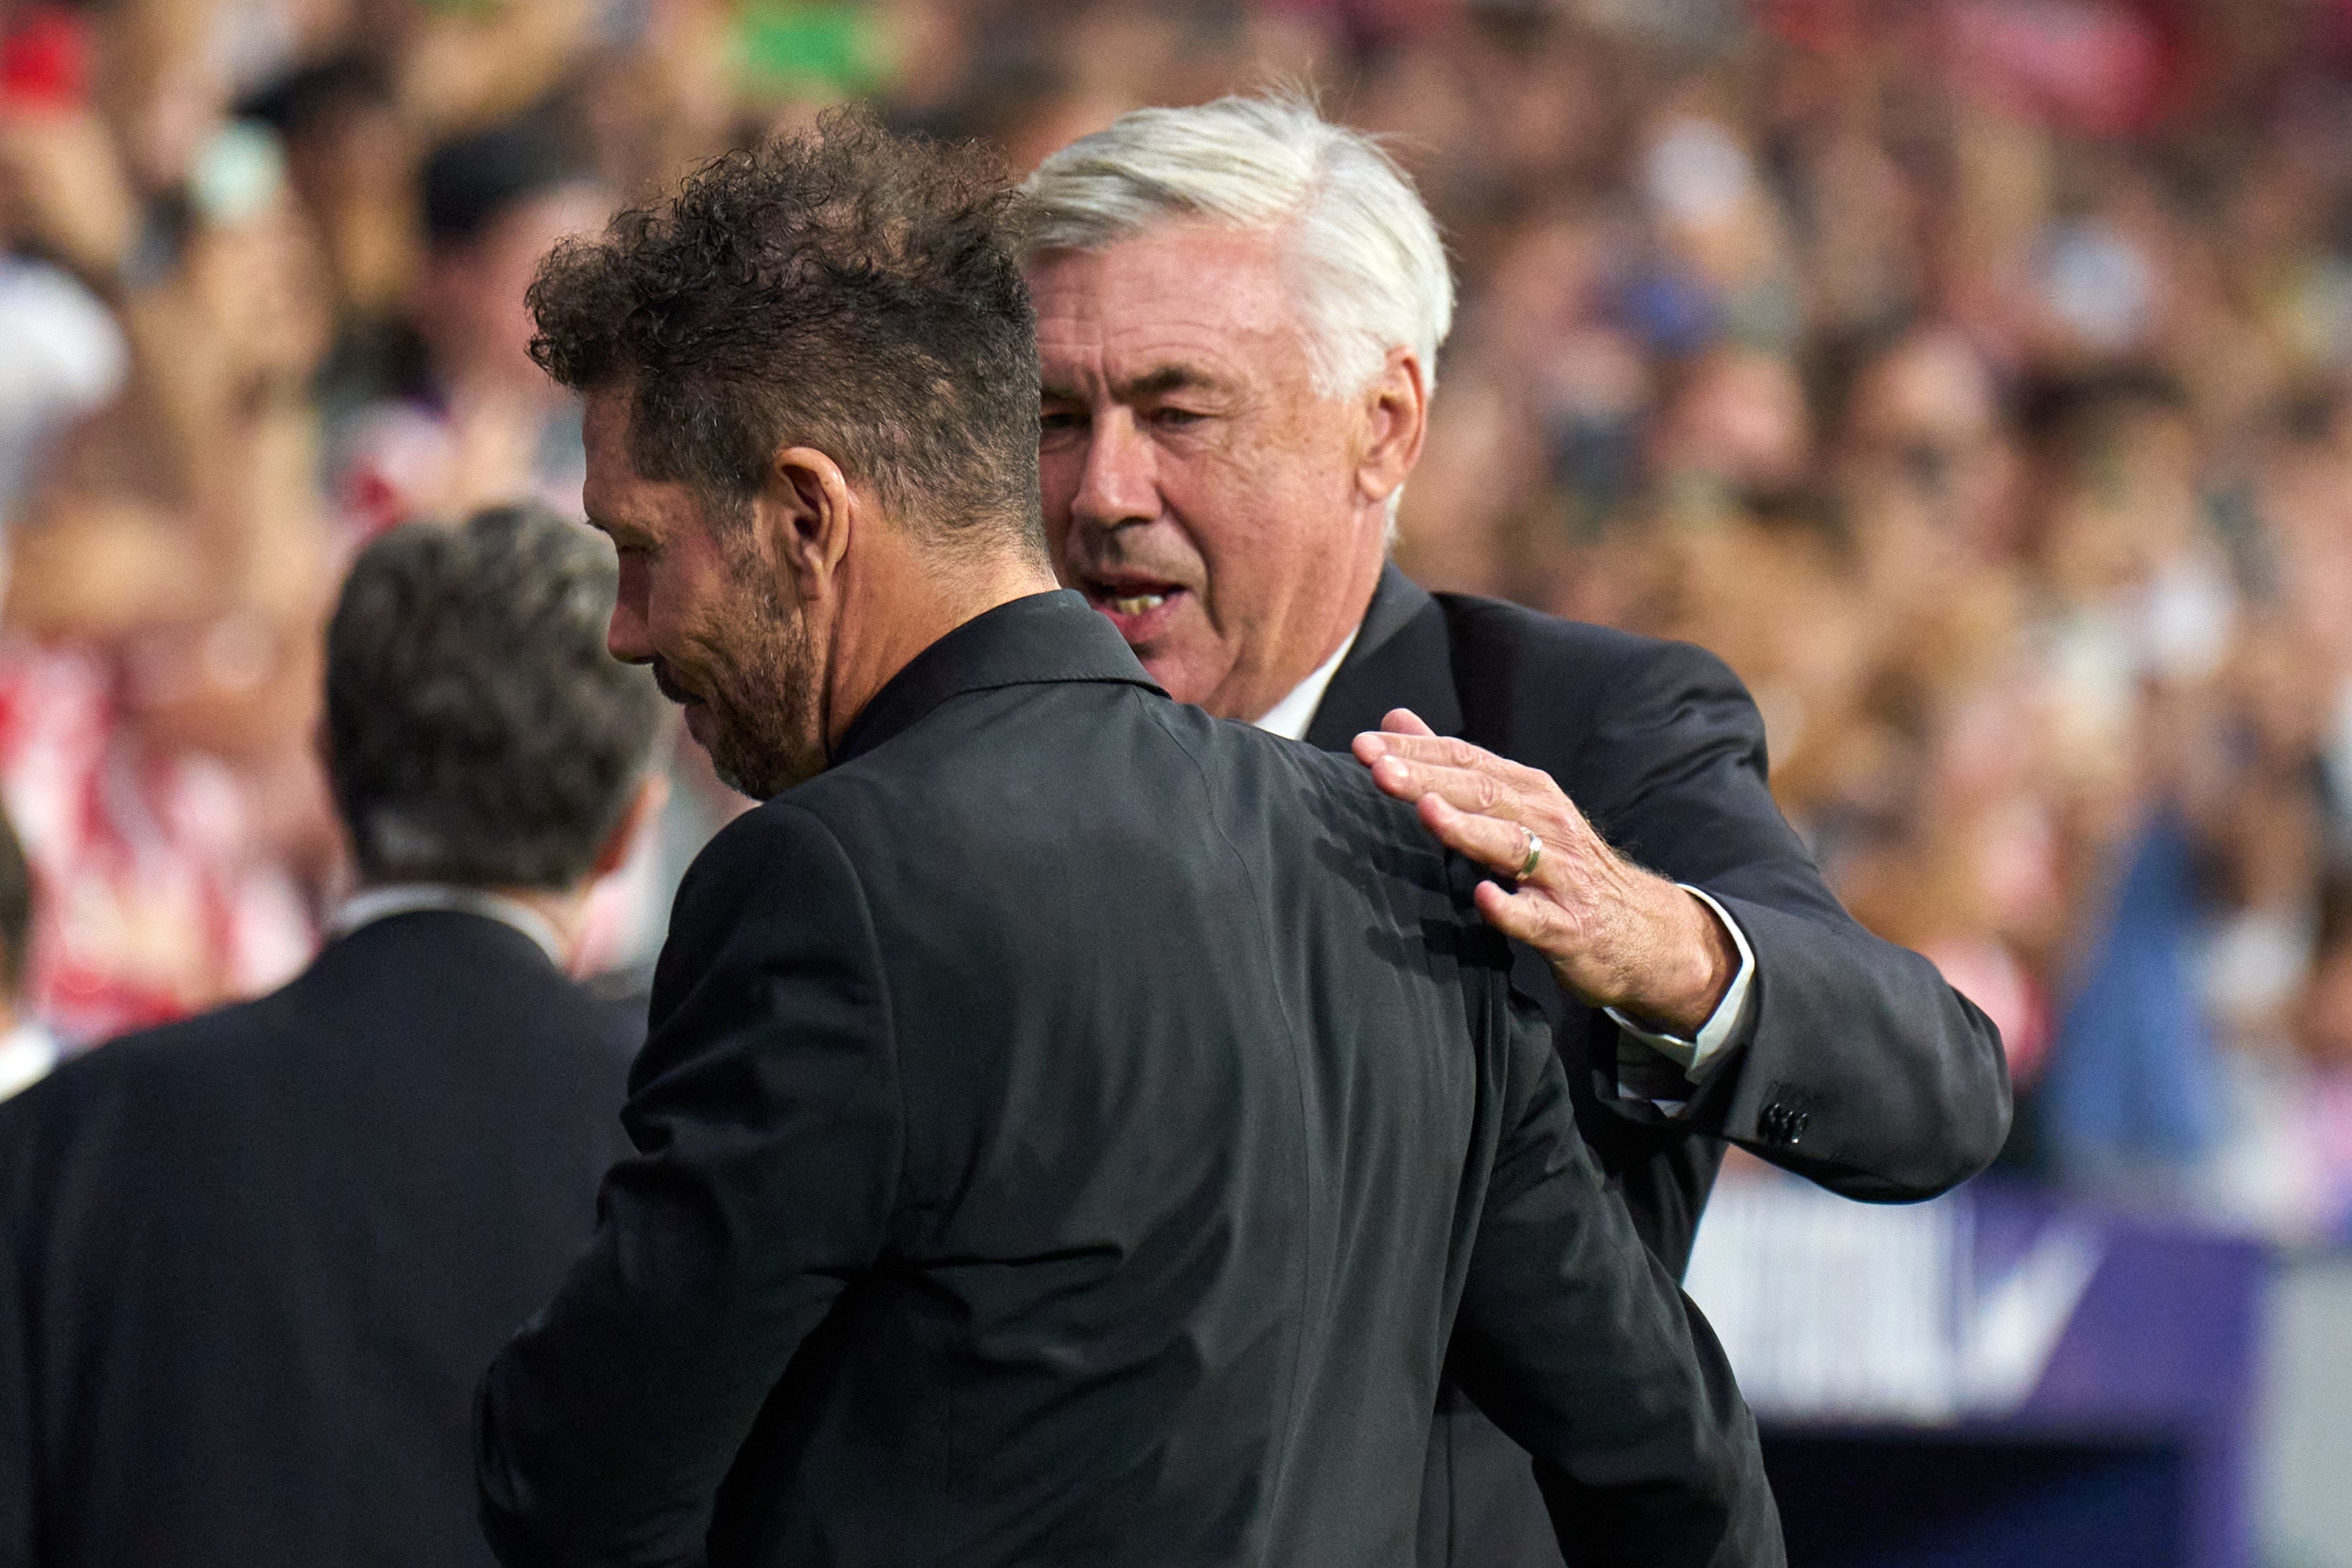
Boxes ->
[1079,577,1190,641]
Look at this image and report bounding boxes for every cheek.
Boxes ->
[644,555,734,663]
[1038,448,1081,545]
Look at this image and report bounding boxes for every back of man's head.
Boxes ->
[326,504,663,891]
[527,106,1041,554]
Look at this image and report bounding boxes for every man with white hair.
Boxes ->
[1026,95,2011,1568]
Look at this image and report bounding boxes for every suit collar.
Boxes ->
[312,904,563,982]
[1302,563,1462,752]
[833,589,1165,767]
[332,884,566,967]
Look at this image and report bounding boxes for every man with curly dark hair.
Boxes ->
[475,111,1781,1568]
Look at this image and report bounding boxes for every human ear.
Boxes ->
[1355,346,1429,507]
[757,446,858,599]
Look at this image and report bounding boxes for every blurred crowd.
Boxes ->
[5,0,2352,1240]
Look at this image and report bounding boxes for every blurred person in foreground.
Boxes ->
[1023,94,2007,1568]
[475,112,1779,1568]
[0,505,665,1568]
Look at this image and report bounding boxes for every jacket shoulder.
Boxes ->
[0,992,294,1195]
[44,990,298,1097]
[1428,592,1759,764]
[1432,591,1739,690]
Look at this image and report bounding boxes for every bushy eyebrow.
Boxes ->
[1041,364,1229,403]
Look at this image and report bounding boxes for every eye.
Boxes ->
[1038,407,1088,434]
[1147,406,1208,429]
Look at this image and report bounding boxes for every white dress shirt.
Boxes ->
[1253,628,1359,743]
[1251,621,1758,1105]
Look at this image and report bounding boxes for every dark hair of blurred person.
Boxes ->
[415,111,606,400]
[328,111,611,534]
[326,500,664,889]
[0,504,662,1568]
[524,104,1045,796]
[0,800,52,1101]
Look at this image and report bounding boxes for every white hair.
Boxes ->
[1022,92,1455,400]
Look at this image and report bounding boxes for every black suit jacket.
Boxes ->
[0,910,639,1568]
[477,590,1781,1568]
[1302,566,2012,1568]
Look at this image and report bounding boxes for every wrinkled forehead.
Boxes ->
[1028,220,1312,392]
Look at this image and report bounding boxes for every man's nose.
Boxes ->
[1070,410,1160,533]
[606,600,651,668]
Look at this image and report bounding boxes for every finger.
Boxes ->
[1352,710,1439,763]
[1473,879,1567,950]
[1417,792,1547,881]
[1350,730,1559,795]
[1366,754,1517,819]
[1368,753,1532,823]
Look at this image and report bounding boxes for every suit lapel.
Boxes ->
[1304,563,1463,752]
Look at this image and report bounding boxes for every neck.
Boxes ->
[493,884,595,963]
[823,544,1058,755]
[350,879,593,969]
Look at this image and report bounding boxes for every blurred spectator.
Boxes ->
[328,110,608,535]
[0,503,664,1568]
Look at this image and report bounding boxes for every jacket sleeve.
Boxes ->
[1583,636,2011,1201]
[476,802,901,1567]
[1447,991,1784,1568]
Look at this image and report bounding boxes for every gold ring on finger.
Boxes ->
[1516,828,1543,881]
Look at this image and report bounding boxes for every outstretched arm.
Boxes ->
[476,803,901,1567]
[1355,635,2009,1201]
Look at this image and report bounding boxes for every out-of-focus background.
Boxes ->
[1,0,2348,1562]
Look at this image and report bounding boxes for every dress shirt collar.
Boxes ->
[831,589,1165,769]
[1253,626,1360,741]
[330,884,568,968]
[1301,563,1464,753]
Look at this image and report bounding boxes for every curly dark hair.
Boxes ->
[528,107,1041,548]
[326,505,664,891]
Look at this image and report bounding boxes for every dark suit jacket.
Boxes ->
[477,590,1781,1568]
[0,910,639,1568]
[1301,565,2012,1568]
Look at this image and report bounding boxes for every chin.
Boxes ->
[709,730,826,800]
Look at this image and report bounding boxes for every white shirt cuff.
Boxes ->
[1603,885,1755,1087]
